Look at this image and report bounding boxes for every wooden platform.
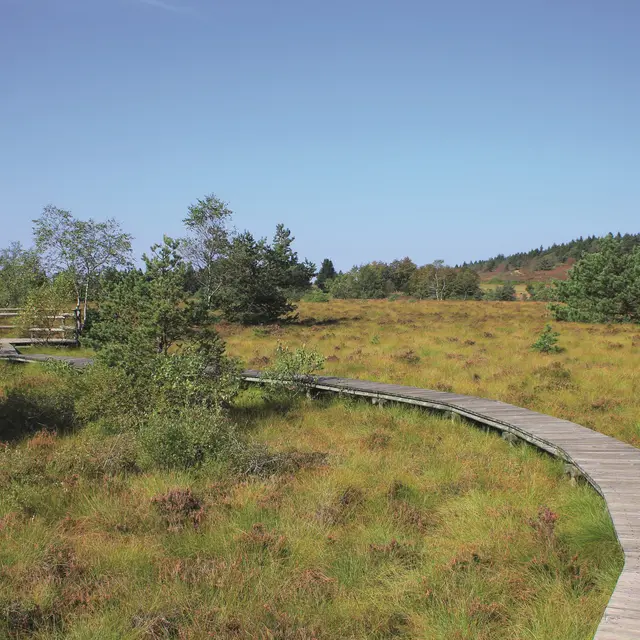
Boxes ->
[1,348,638,638]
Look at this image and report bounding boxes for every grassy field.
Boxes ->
[0,361,622,639]
[221,300,640,446]
[1,299,634,638]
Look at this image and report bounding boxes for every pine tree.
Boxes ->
[316,258,337,291]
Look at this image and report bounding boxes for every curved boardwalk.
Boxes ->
[2,347,639,638]
[245,371,640,640]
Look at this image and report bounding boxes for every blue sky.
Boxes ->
[1,0,638,270]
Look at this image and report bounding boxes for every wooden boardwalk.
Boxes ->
[1,348,639,638]
[243,371,640,640]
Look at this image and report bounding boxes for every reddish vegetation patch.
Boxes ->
[478,259,574,283]
[151,488,205,531]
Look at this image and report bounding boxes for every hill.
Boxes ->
[462,232,640,283]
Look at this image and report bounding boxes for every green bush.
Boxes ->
[260,344,325,403]
[138,406,240,470]
[532,324,562,354]
[302,289,331,303]
[74,363,148,433]
[76,332,240,433]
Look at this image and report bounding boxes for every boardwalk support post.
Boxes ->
[501,431,520,445]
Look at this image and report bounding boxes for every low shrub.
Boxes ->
[151,488,204,531]
[260,344,325,403]
[138,406,240,470]
[532,324,562,353]
[302,289,331,303]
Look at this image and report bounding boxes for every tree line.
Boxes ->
[317,258,485,301]
[0,196,638,326]
[463,232,640,273]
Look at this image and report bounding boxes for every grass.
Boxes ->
[0,360,625,639]
[220,299,640,446]
[479,282,529,296]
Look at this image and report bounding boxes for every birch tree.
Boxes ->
[32,205,133,328]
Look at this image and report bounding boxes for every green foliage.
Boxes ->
[78,330,240,430]
[215,231,293,324]
[467,232,640,273]
[214,228,313,324]
[138,406,240,469]
[32,205,132,326]
[536,255,556,271]
[181,193,233,308]
[388,257,417,294]
[0,242,45,308]
[302,289,331,302]
[526,282,560,301]
[87,236,194,364]
[149,333,240,410]
[532,324,562,353]
[485,282,516,301]
[328,261,481,301]
[315,258,337,291]
[17,272,76,341]
[550,235,640,323]
[260,344,325,402]
[328,263,392,299]
[270,224,316,297]
[451,268,483,300]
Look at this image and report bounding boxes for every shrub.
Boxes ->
[151,488,204,531]
[138,406,240,470]
[77,332,240,433]
[532,324,562,354]
[260,344,325,402]
[302,289,331,303]
[485,282,516,301]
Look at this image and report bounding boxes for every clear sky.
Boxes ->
[1,0,639,270]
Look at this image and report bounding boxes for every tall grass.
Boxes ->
[0,360,622,639]
[223,299,640,445]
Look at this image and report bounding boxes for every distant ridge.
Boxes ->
[462,232,640,283]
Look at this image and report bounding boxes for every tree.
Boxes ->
[407,261,455,300]
[526,282,559,302]
[269,224,316,297]
[388,257,417,293]
[316,258,337,291]
[326,270,358,299]
[536,255,556,271]
[215,232,295,324]
[0,242,45,307]
[431,260,452,300]
[32,205,133,328]
[452,268,482,300]
[550,235,640,323]
[87,236,193,368]
[181,194,234,308]
[531,324,562,353]
[486,282,516,301]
